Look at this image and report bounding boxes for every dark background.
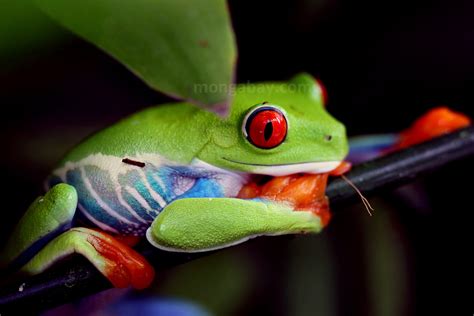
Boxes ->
[1,0,473,315]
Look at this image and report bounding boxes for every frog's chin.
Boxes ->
[245,161,341,177]
[192,157,342,177]
[217,158,342,177]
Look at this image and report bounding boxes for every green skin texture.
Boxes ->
[1,73,348,278]
[61,74,347,169]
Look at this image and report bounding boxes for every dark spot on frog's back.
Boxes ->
[198,39,209,48]
[122,158,146,168]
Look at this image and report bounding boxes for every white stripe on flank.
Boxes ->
[80,167,136,225]
[77,204,119,234]
[116,190,149,224]
[140,170,167,208]
[151,174,167,195]
[125,186,158,217]
[151,174,167,194]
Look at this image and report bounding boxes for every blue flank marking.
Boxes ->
[145,171,172,203]
[47,162,229,235]
[121,189,156,222]
[119,170,162,211]
[168,165,205,178]
[155,165,219,200]
[146,166,173,202]
[134,180,162,210]
[66,169,127,232]
[84,166,143,224]
[177,177,224,199]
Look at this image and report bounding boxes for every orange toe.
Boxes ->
[86,231,155,289]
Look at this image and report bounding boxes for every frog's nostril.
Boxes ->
[324,135,333,141]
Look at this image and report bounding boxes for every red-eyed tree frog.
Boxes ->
[0,73,349,289]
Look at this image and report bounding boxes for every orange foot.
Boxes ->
[238,173,332,227]
[83,228,155,289]
[396,106,471,149]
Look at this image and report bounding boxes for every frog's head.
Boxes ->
[197,73,348,176]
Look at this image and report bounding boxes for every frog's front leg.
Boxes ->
[1,184,154,289]
[146,198,323,252]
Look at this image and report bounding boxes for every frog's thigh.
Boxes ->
[146,197,322,253]
[0,183,77,267]
[21,227,154,289]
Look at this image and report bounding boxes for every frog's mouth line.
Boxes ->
[223,157,341,177]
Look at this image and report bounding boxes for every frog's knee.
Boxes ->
[48,183,77,203]
[0,183,78,268]
[21,228,155,289]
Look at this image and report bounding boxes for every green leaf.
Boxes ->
[36,0,236,109]
[0,0,65,65]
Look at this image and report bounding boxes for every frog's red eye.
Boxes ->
[315,78,328,106]
[243,106,288,149]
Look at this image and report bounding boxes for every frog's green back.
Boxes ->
[59,73,348,172]
[59,102,218,166]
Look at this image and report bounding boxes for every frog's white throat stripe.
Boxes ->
[249,161,341,176]
[193,159,341,177]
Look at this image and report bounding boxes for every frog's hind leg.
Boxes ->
[21,227,155,289]
[1,183,154,289]
[0,183,78,271]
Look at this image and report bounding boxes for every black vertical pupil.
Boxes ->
[264,120,273,141]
